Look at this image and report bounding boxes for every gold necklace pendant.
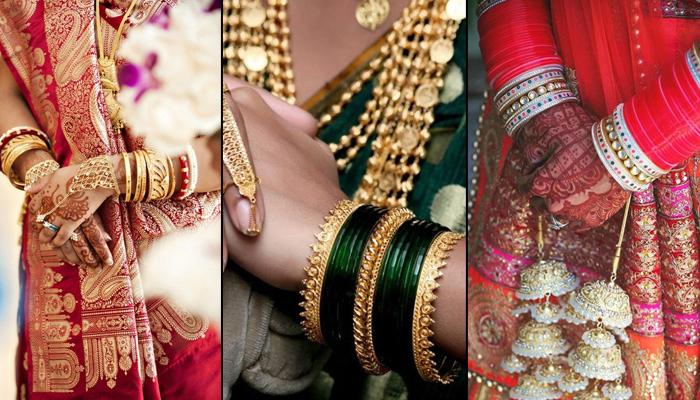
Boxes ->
[355,0,390,31]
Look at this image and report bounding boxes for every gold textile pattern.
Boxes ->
[223,0,465,208]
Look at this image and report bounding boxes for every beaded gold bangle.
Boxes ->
[24,159,60,189]
[352,207,414,375]
[300,199,362,344]
[412,231,464,384]
[122,152,132,202]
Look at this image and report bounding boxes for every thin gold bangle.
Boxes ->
[133,150,144,202]
[165,155,176,199]
[412,231,464,384]
[122,152,132,202]
[352,207,414,375]
[138,150,149,202]
[300,200,362,344]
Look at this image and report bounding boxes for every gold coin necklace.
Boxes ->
[95,0,139,133]
[223,0,465,208]
[355,0,390,30]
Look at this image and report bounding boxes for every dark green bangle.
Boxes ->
[320,204,386,353]
[373,218,446,370]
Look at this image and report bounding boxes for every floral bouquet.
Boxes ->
[117,0,220,155]
[116,1,222,326]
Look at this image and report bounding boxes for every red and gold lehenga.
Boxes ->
[468,1,700,399]
[0,1,220,398]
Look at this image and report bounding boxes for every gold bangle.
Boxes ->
[300,200,362,344]
[146,151,170,201]
[165,155,176,199]
[122,152,132,202]
[25,159,60,189]
[1,136,47,174]
[412,231,464,384]
[137,150,149,202]
[133,150,144,202]
[352,207,414,375]
[1,138,48,189]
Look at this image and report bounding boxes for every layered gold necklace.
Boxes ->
[223,0,465,208]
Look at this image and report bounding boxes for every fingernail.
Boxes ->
[24,184,32,192]
[234,198,259,236]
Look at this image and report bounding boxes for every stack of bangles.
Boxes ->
[493,65,578,136]
[300,200,464,384]
[0,126,54,189]
[591,44,700,192]
[121,145,198,202]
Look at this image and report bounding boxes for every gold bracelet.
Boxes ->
[25,159,60,189]
[71,155,119,195]
[165,155,176,199]
[146,151,170,201]
[122,152,132,202]
[133,150,145,202]
[412,231,464,384]
[352,207,414,375]
[300,200,362,344]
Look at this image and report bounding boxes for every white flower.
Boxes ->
[117,2,221,155]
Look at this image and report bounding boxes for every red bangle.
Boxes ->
[623,49,700,170]
[174,153,190,200]
[478,0,563,91]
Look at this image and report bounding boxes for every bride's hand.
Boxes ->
[223,86,345,291]
[26,164,114,267]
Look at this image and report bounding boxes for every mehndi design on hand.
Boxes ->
[36,155,119,225]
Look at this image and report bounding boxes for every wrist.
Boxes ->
[13,149,54,181]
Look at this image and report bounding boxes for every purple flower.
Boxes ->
[118,52,161,102]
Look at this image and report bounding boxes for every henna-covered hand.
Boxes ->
[516,102,630,231]
[27,164,114,267]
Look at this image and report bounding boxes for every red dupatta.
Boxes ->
[0,1,220,398]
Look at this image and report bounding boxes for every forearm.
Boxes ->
[0,59,54,180]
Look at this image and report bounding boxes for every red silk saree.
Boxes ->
[469,1,700,399]
[0,1,221,398]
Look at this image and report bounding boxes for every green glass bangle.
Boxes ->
[320,204,386,353]
[373,218,445,370]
